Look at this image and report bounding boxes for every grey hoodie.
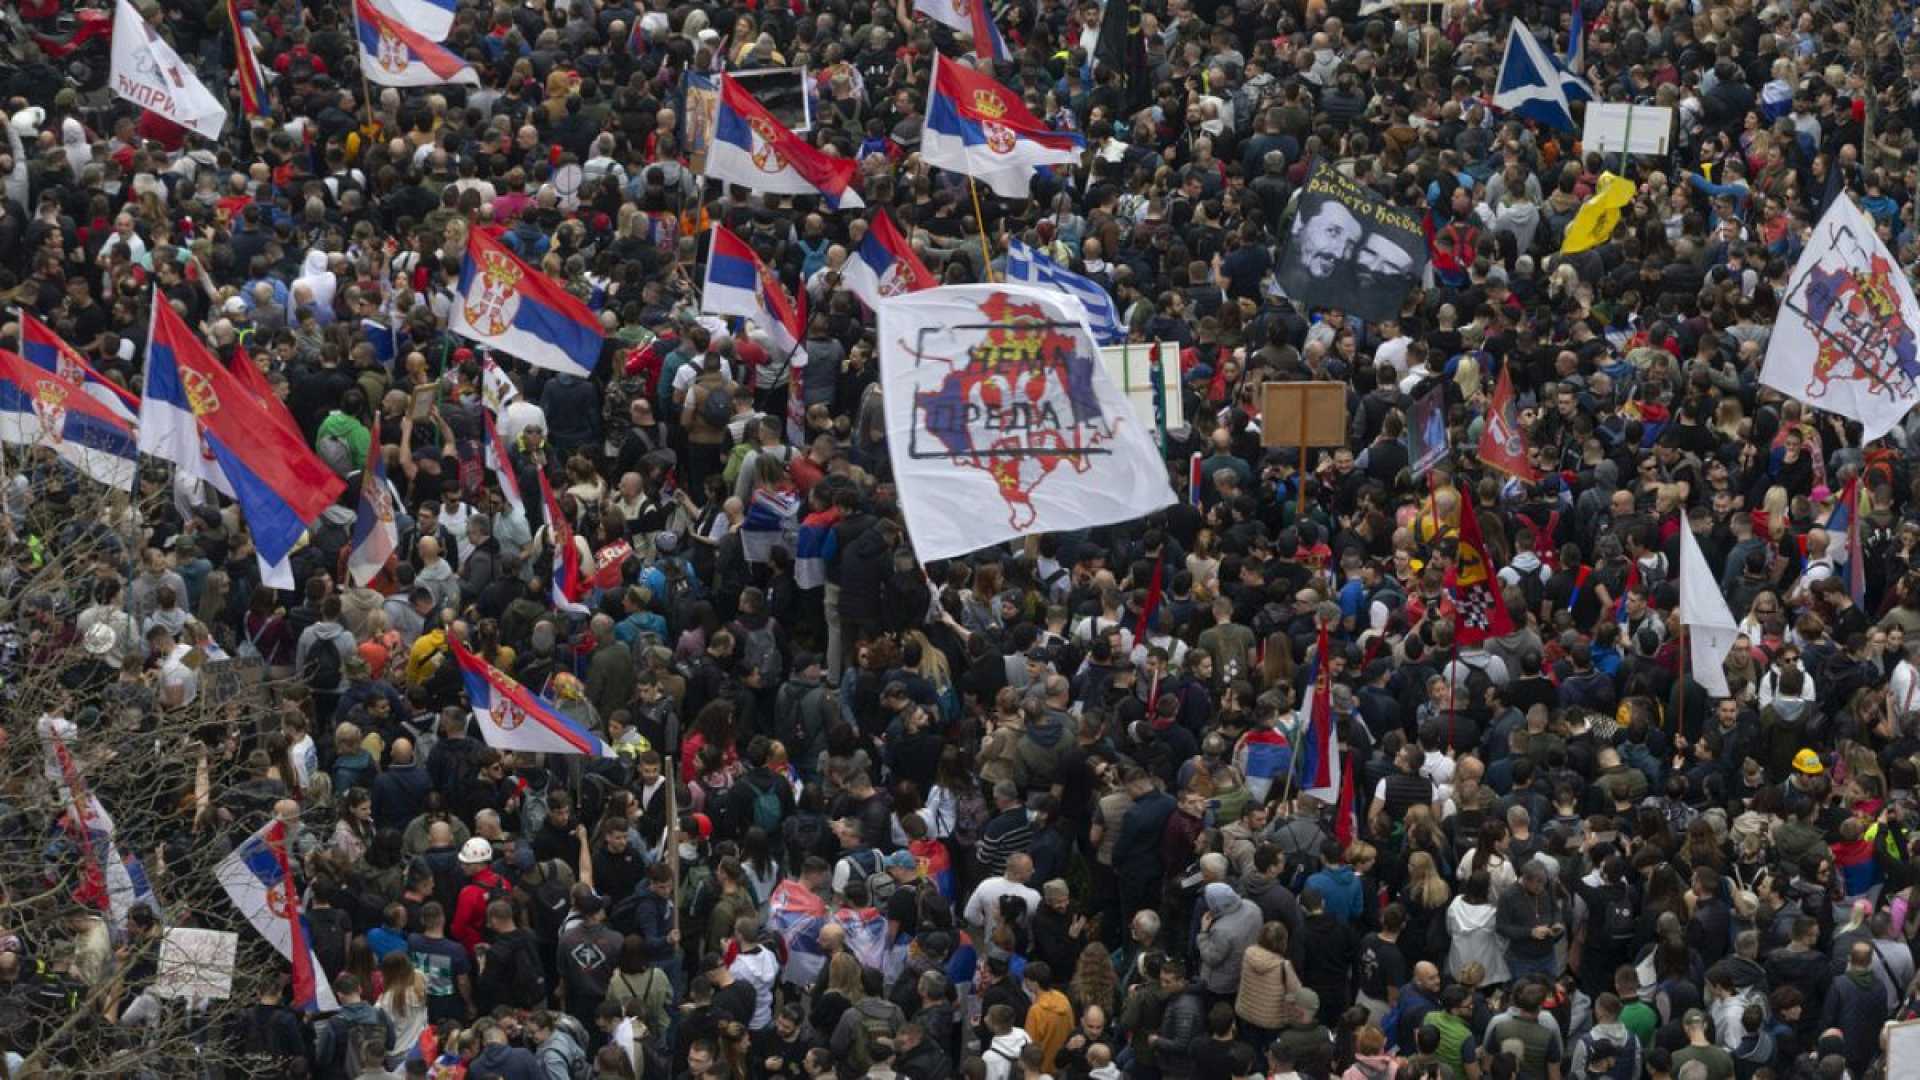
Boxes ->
[537,1025,587,1080]
[295,620,354,679]
[1197,882,1263,994]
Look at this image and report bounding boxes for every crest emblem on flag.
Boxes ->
[878,264,913,298]
[493,699,528,730]
[180,368,220,416]
[1799,255,1919,401]
[31,379,67,442]
[953,0,972,16]
[749,114,788,173]
[973,90,1017,154]
[463,250,524,337]
[376,26,411,75]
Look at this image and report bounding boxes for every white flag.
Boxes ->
[110,0,228,140]
[876,283,1176,562]
[1678,524,1739,699]
[1761,193,1920,443]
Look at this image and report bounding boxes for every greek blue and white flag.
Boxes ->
[1002,240,1126,345]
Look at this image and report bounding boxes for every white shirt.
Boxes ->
[160,643,198,707]
[729,945,780,1029]
[963,876,1040,947]
[1374,336,1412,374]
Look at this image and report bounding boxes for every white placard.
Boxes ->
[1582,103,1673,158]
[155,928,237,1001]
[1099,343,1185,435]
[1888,1019,1920,1080]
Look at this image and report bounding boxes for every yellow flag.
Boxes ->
[1560,173,1637,255]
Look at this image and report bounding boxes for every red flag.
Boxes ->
[227,343,305,447]
[1446,493,1515,647]
[1335,753,1356,847]
[1135,557,1164,641]
[1476,365,1538,481]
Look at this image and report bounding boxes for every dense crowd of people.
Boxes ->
[7,0,1920,1079]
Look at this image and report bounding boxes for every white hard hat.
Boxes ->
[459,837,494,865]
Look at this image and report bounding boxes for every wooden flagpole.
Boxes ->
[968,176,996,283]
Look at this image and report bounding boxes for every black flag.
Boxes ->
[1093,0,1149,114]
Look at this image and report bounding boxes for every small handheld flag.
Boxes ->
[346,416,399,586]
[451,635,615,757]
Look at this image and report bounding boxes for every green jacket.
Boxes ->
[318,410,371,473]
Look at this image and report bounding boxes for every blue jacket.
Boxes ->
[470,1043,541,1080]
[1304,864,1364,923]
[370,763,432,832]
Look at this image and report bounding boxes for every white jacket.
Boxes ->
[984,1029,1033,1080]
[1446,897,1510,985]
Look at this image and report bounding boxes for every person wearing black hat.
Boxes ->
[559,887,622,1035]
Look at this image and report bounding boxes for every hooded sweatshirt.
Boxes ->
[983,1028,1033,1080]
[1025,988,1074,1073]
[469,1042,540,1080]
[1197,883,1263,994]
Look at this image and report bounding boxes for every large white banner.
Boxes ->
[1761,194,1920,443]
[110,0,227,140]
[878,284,1176,562]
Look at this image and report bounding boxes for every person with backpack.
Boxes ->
[313,973,395,1080]
[474,897,549,1013]
[724,735,797,843]
[530,1009,591,1080]
[681,351,738,491]
[1576,855,1641,998]
[832,965,908,1080]
[776,653,835,780]
[729,587,789,732]
[295,595,355,719]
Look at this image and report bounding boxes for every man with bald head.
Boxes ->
[372,737,430,831]
[586,613,635,720]
[965,851,1040,950]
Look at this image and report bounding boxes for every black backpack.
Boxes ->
[1599,884,1637,949]
[302,641,343,695]
[698,384,734,427]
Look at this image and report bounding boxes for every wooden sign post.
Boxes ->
[1262,382,1349,520]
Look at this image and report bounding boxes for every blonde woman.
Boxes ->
[1402,851,1453,966]
[1236,921,1303,1045]
[378,951,430,1057]
[904,629,955,713]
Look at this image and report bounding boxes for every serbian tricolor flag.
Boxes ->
[1297,625,1346,828]
[482,407,527,523]
[226,342,304,446]
[346,415,399,587]
[1446,493,1515,647]
[536,467,589,614]
[229,0,270,118]
[452,227,604,377]
[920,52,1084,199]
[140,294,345,566]
[450,635,615,757]
[702,225,803,357]
[707,74,864,209]
[18,311,138,424]
[841,209,935,312]
[1834,477,1868,608]
[1135,556,1164,639]
[40,716,156,930]
[355,0,479,87]
[913,0,1011,62]
[0,348,139,489]
[1189,451,1203,507]
[215,819,338,1012]
[1476,365,1538,482]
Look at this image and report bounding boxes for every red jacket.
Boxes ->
[451,866,507,954]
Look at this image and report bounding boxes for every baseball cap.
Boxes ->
[1793,748,1824,775]
[885,850,917,871]
[459,837,494,865]
[1682,1008,1708,1027]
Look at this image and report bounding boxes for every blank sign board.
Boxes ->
[1583,103,1673,158]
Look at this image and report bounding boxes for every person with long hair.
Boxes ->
[1069,940,1119,1018]
[1445,872,1508,987]
[377,949,430,1058]
[1402,851,1453,967]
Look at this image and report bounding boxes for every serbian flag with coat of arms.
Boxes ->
[1295,624,1353,845]
[913,0,1011,63]
[215,819,338,1012]
[920,52,1084,199]
[354,0,479,87]
[450,635,614,757]
[536,467,590,615]
[707,74,864,209]
[1447,492,1515,647]
[702,226,804,358]
[346,415,399,586]
[0,348,138,489]
[19,310,139,424]
[841,209,935,313]
[452,227,605,377]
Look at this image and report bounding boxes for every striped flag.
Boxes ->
[1836,477,1868,608]
[229,0,270,117]
[482,408,526,523]
[794,507,840,590]
[536,467,589,614]
[1003,239,1125,344]
[346,416,398,586]
[741,485,802,564]
[215,819,338,1012]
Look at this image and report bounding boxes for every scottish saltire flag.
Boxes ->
[355,0,478,86]
[1003,239,1125,344]
[482,407,527,522]
[361,318,397,367]
[1494,19,1580,130]
[913,0,1010,62]
[0,348,138,489]
[921,52,1084,198]
[842,209,935,312]
[141,295,345,565]
[1235,726,1290,804]
[381,0,457,40]
[450,636,614,757]
[215,820,338,1012]
[19,311,138,424]
[702,226,804,357]
[452,228,604,375]
[536,467,589,614]
[741,485,802,563]
[708,75,864,209]
[794,509,839,589]
[347,416,399,586]
[229,0,270,117]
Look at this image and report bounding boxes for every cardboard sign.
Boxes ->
[155,928,237,1000]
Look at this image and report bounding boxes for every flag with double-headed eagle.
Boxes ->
[450,635,614,757]
[451,226,604,376]
[706,74,864,209]
[346,415,399,586]
[215,819,338,1012]
[1447,492,1515,647]
[920,52,1084,199]
[0,348,138,489]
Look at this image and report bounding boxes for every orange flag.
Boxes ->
[1477,364,1539,482]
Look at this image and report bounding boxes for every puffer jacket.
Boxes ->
[1235,943,1301,1030]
